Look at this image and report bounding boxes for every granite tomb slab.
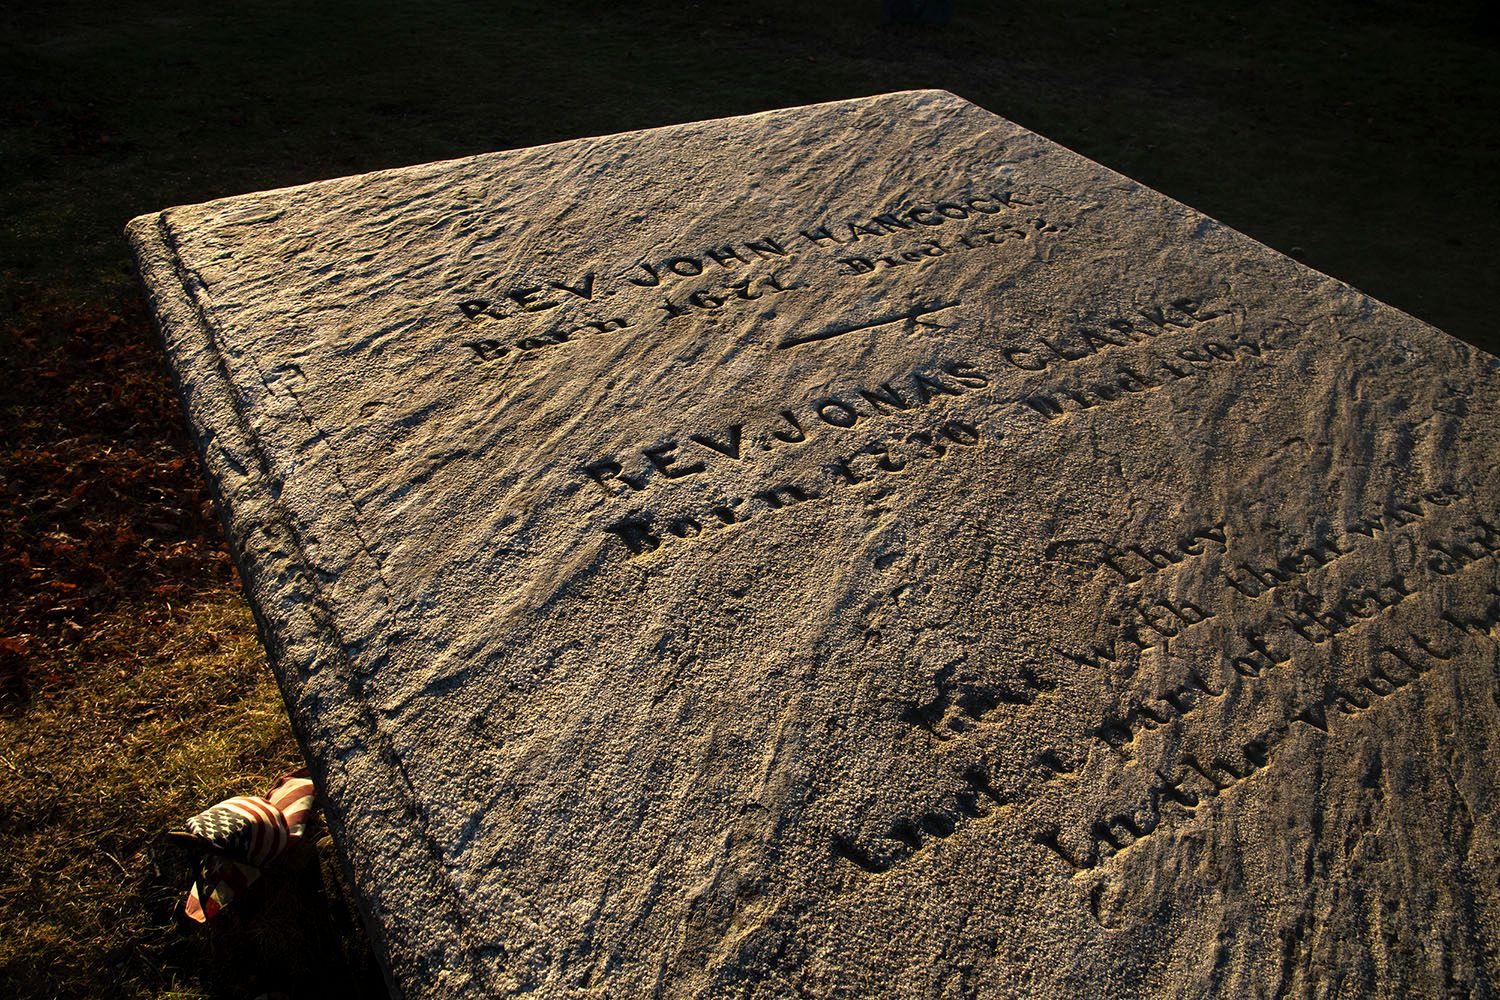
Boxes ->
[128,91,1500,999]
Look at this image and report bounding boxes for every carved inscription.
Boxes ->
[464,316,631,363]
[833,766,1009,875]
[625,239,794,288]
[450,183,1068,365]
[832,221,1058,277]
[1227,489,1459,598]
[1051,508,1498,872]
[824,419,983,488]
[1015,330,1277,421]
[583,361,990,498]
[1038,615,1483,874]
[834,491,1497,883]
[998,298,1231,374]
[1046,523,1228,585]
[903,660,1055,743]
[603,415,988,558]
[778,301,960,350]
[588,289,1259,565]
[447,166,1488,901]
[1056,489,1459,672]
[458,271,600,321]
[656,271,800,322]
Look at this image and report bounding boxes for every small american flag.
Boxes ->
[175,769,317,922]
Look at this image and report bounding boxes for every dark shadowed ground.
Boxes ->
[1,2,1496,996]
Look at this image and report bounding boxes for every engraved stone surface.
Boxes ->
[128,91,1500,998]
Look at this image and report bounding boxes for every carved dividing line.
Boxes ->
[777,300,961,349]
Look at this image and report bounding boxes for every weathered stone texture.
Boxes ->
[130,91,1500,998]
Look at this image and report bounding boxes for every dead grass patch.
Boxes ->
[0,291,378,997]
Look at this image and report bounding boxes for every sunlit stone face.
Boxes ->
[131,90,1500,999]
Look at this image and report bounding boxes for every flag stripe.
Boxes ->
[179,771,318,921]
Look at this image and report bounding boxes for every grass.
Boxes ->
[1,1,1496,996]
[0,290,383,996]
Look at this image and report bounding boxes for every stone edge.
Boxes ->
[137,90,970,218]
[125,212,483,999]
